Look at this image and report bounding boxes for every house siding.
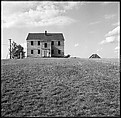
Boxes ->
[51,40,64,57]
[27,40,42,57]
[27,40,52,57]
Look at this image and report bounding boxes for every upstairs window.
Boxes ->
[38,41,40,45]
[31,41,33,45]
[38,50,40,54]
[58,50,61,54]
[51,41,54,45]
[31,50,33,54]
[58,41,60,46]
[44,43,47,48]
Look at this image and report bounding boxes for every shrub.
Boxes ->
[64,54,71,58]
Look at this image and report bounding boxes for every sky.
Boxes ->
[1,1,120,59]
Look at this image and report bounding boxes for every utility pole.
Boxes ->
[9,39,12,59]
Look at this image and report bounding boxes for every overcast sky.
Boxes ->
[1,1,120,59]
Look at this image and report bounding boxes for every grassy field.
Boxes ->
[1,58,120,117]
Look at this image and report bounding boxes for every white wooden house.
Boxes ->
[26,31,65,58]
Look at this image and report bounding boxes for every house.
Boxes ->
[89,54,101,58]
[26,31,65,58]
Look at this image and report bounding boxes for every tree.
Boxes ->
[11,41,25,59]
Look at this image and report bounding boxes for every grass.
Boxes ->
[1,58,120,117]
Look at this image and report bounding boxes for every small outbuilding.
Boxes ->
[89,54,101,58]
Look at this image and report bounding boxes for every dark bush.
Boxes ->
[64,54,71,58]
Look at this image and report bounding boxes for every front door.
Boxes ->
[42,50,50,57]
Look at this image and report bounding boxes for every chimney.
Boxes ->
[45,30,47,35]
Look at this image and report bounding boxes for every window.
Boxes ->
[58,41,60,46]
[38,50,40,54]
[31,50,33,54]
[58,50,61,54]
[44,43,47,48]
[38,41,40,45]
[51,41,54,45]
[31,41,33,45]
[51,50,54,54]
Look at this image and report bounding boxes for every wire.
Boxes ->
[2,44,9,46]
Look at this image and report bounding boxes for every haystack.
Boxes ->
[89,54,101,58]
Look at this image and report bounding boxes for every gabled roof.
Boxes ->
[26,32,65,41]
